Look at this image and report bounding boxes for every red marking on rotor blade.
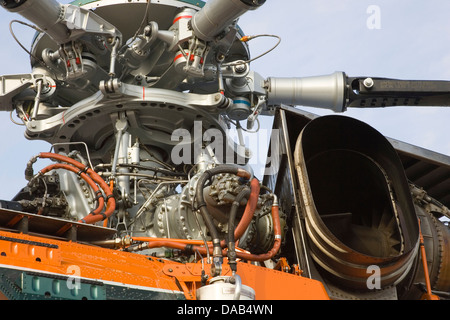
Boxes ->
[174,53,184,62]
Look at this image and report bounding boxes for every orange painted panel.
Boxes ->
[0,230,329,300]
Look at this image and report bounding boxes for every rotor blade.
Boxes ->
[266,72,450,112]
[347,77,450,108]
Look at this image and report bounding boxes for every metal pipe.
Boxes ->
[233,275,242,300]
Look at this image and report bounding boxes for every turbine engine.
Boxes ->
[0,0,448,301]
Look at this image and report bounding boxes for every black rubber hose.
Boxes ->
[227,187,251,272]
[195,165,250,258]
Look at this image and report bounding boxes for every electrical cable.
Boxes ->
[8,20,60,78]
[9,110,25,126]
[9,20,42,62]
[224,34,281,67]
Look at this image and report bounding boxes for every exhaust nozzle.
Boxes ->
[294,115,419,290]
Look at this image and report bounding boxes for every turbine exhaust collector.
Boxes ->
[294,115,420,291]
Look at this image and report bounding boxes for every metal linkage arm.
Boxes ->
[191,0,265,41]
[0,74,56,112]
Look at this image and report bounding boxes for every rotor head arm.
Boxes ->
[191,0,265,41]
[1,0,121,45]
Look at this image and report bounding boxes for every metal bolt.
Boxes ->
[235,63,247,74]
[363,77,374,89]
[216,53,225,62]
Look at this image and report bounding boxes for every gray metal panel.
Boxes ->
[0,208,117,242]
[390,138,450,207]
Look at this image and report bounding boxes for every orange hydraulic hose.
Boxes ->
[235,203,281,262]
[418,218,439,300]
[217,178,260,249]
[135,178,260,250]
[130,199,281,262]
[232,178,260,242]
[103,180,115,227]
[38,163,105,216]
[196,165,253,258]
[38,152,115,224]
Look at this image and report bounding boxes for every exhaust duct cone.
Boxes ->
[294,115,419,290]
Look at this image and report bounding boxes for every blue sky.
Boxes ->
[238,1,450,156]
[0,0,450,199]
